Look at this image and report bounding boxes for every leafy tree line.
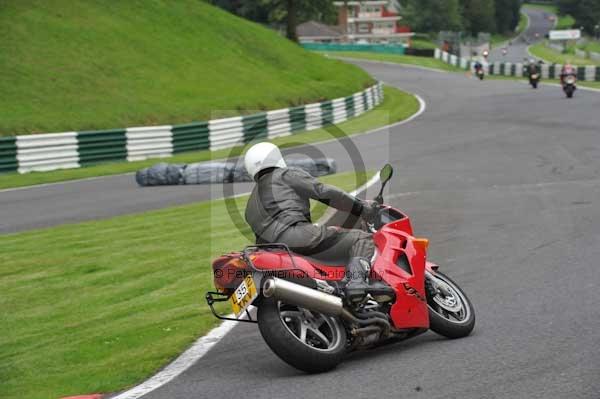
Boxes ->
[398,0,521,36]
[557,0,600,35]
[210,0,522,40]
[209,0,337,41]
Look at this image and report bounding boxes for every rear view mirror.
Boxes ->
[375,164,394,204]
[379,164,393,185]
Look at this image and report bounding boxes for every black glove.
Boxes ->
[360,200,380,222]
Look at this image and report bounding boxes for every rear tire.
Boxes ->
[427,272,475,339]
[532,81,538,89]
[257,297,346,373]
[565,86,574,98]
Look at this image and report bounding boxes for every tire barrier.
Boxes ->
[135,158,337,186]
[1,83,383,174]
[434,48,600,81]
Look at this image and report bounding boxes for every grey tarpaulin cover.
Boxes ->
[135,158,337,186]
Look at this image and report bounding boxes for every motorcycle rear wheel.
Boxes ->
[257,297,347,373]
[426,271,475,339]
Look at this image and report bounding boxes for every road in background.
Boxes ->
[489,6,555,63]
[128,61,600,399]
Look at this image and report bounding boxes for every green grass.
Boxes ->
[410,38,438,50]
[578,39,600,53]
[0,169,372,399]
[323,51,464,72]
[578,81,600,89]
[0,0,372,136]
[0,86,418,190]
[529,41,600,65]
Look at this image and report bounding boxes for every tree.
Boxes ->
[210,0,337,42]
[461,0,497,36]
[558,0,600,33]
[400,0,463,32]
[494,0,521,34]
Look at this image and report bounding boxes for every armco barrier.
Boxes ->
[0,83,383,174]
[434,49,600,81]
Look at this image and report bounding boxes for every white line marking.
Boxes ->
[110,320,238,399]
[0,173,135,193]
[331,56,450,74]
[107,161,390,399]
[306,93,427,149]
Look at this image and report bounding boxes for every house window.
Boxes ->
[358,23,370,33]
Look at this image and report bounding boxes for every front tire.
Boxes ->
[426,271,475,339]
[257,297,347,373]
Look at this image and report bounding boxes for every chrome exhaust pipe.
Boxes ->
[262,278,391,335]
[263,277,343,317]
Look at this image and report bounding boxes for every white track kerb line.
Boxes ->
[111,321,238,399]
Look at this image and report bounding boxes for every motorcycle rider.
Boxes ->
[526,59,540,83]
[243,142,383,303]
[560,62,576,85]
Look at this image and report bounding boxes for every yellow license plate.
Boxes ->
[230,275,258,318]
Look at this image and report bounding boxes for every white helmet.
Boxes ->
[244,142,287,180]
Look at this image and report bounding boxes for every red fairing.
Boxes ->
[225,207,431,330]
[369,221,429,329]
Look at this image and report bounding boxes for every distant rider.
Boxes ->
[560,63,576,85]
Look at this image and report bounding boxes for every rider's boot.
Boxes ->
[344,257,370,303]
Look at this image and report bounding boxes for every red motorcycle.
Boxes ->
[207,165,475,373]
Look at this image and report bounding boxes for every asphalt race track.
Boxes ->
[122,61,600,399]
[489,6,555,63]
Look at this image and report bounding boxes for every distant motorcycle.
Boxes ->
[529,72,540,89]
[562,74,577,98]
[474,64,485,80]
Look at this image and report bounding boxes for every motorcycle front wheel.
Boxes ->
[426,271,475,339]
[257,297,347,373]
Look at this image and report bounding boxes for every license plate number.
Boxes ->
[230,275,258,318]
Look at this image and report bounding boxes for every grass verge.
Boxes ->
[410,38,438,50]
[578,39,600,54]
[323,51,464,72]
[0,169,372,399]
[0,86,418,190]
[1,0,372,136]
[529,42,600,66]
